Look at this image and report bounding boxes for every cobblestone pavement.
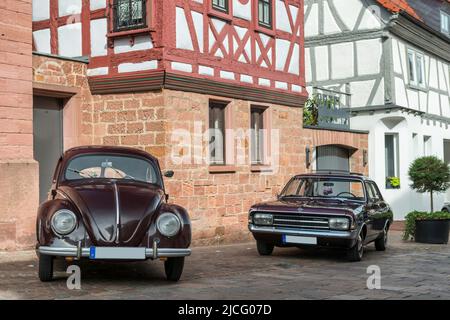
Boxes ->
[0,231,449,300]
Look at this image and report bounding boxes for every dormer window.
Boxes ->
[441,11,450,36]
[212,0,229,13]
[258,0,272,28]
[113,0,147,32]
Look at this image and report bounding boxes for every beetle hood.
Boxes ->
[59,180,164,246]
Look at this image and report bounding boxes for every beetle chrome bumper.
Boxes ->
[37,243,191,259]
[249,224,358,239]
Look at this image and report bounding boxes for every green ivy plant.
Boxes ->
[408,156,450,212]
[386,176,400,189]
[403,211,450,240]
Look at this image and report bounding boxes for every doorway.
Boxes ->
[316,145,350,172]
[33,96,64,204]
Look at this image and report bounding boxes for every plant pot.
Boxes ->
[415,219,450,244]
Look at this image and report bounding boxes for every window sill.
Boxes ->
[250,165,273,173]
[255,24,275,36]
[107,27,154,39]
[208,165,236,173]
[207,10,233,22]
[407,83,427,92]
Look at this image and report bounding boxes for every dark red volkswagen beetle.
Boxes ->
[36,146,191,282]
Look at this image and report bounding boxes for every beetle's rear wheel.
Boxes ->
[38,254,54,282]
[164,257,185,281]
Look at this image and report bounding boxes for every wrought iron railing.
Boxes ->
[113,0,147,32]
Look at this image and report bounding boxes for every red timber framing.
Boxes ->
[32,0,307,104]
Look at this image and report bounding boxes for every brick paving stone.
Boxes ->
[0,231,448,300]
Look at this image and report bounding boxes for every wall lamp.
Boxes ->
[363,149,368,167]
[306,146,311,169]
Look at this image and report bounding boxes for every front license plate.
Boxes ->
[89,247,146,260]
[283,235,317,245]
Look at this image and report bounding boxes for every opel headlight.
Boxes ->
[329,217,350,230]
[253,213,273,226]
[157,212,181,237]
[51,209,77,235]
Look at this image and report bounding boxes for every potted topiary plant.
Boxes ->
[405,156,450,244]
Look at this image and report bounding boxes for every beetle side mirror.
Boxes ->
[163,170,174,178]
[165,194,170,202]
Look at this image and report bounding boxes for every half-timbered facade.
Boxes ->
[304,0,450,220]
[0,0,370,250]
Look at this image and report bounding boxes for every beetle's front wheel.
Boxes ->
[164,257,185,281]
[38,254,54,282]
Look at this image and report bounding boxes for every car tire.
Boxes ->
[347,233,364,262]
[375,226,388,251]
[164,257,185,282]
[38,254,54,282]
[256,241,274,256]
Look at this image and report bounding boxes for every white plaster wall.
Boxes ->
[356,38,382,76]
[233,0,251,21]
[332,0,363,31]
[87,67,108,76]
[190,11,203,53]
[33,29,51,54]
[58,0,82,16]
[305,2,319,37]
[114,35,153,54]
[90,18,107,57]
[199,65,214,76]
[331,42,354,79]
[171,62,192,73]
[176,7,194,51]
[314,46,329,81]
[33,0,50,21]
[323,1,340,34]
[276,0,291,33]
[305,48,312,82]
[90,0,106,10]
[118,61,158,73]
[275,39,289,71]
[58,23,82,57]
[288,44,300,75]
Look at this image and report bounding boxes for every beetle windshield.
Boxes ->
[281,177,366,202]
[65,154,160,185]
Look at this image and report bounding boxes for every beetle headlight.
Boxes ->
[157,212,181,237]
[51,209,77,235]
[253,213,273,226]
[329,217,350,230]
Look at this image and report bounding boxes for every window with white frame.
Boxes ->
[441,11,450,36]
[385,134,399,178]
[407,49,425,88]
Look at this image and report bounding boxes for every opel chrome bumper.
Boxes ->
[37,243,191,260]
[249,224,358,239]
